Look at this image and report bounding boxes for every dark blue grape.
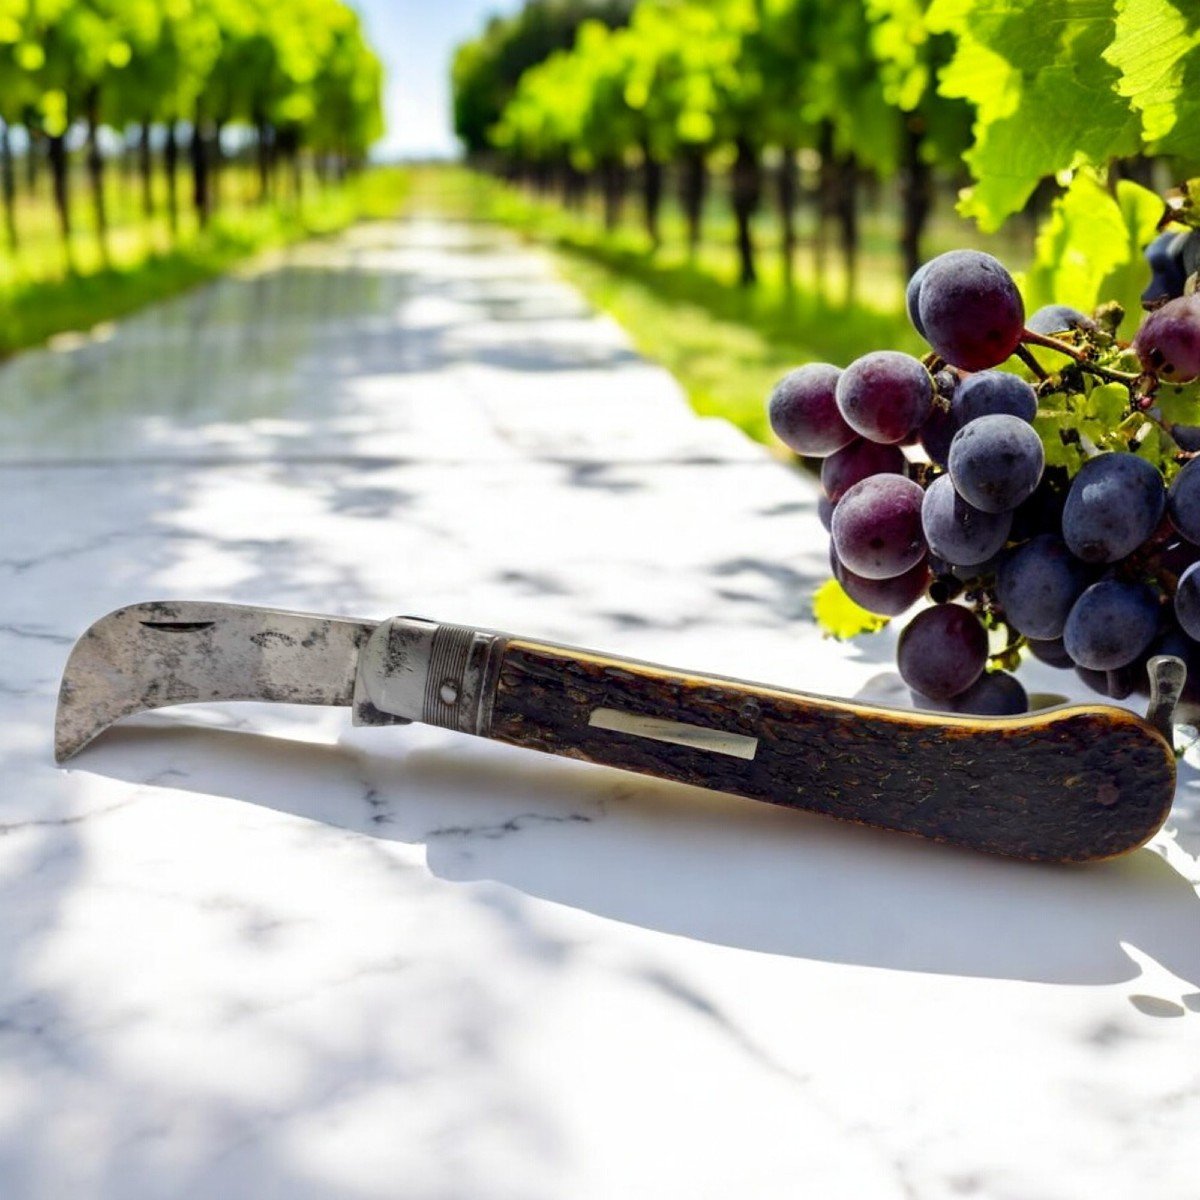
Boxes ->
[817,494,834,532]
[995,534,1088,640]
[835,351,933,445]
[820,438,907,504]
[1134,293,1200,382]
[920,474,1012,566]
[897,604,988,699]
[1063,580,1159,670]
[1074,664,1141,701]
[906,261,931,338]
[919,403,957,467]
[1171,424,1200,452]
[1180,230,1200,278]
[831,474,926,580]
[916,250,1025,371]
[948,413,1044,514]
[1168,456,1200,545]
[1175,561,1200,641]
[1142,231,1187,307]
[1025,305,1096,336]
[1027,637,1072,668]
[768,363,854,457]
[954,670,1028,715]
[1010,474,1067,542]
[1061,452,1165,563]
[952,370,1037,425]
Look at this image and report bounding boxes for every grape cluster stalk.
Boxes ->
[768,237,1200,717]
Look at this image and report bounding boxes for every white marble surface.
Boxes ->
[3,217,1200,1200]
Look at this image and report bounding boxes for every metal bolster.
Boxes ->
[353,617,506,735]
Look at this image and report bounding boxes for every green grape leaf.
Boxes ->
[1033,407,1085,471]
[1134,420,1167,468]
[812,579,888,640]
[929,0,1141,231]
[1105,0,1200,159]
[1019,171,1156,332]
[1085,382,1131,429]
[1156,379,1200,428]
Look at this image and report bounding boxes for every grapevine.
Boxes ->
[772,190,1200,718]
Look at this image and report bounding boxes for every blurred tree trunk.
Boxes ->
[85,88,110,265]
[814,122,835,294]
[836,154,859,303]
[23,107,40,194]
[139,120,154,218]
[256,117,272,203]
[210,120,224,211]
[164,122,180,237]
[601,158,626,232]
[731,136,762,287]
[1,121,17,253]
[47,131,72,269]
[190,115,210,228]
[641,143,662,249]
[777,143,798,291]
[899,118,932,282]
[679,147,707,259]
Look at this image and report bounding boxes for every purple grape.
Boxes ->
[1168,456,1200,545]
[835,351,933,445]
[831,474,926,580]
[831,549,930,617]
[913,670,1027,716]
[920,473,1012,566]
[820,438,906,503]
[906,261,931,338]
[897,604,988,700]
[916,250,1025,371]
[1025,305,1097,336]
[1134,293,1200,382]
[1063,580,1159,670]
[1027,637,1072,668]
[1175,560,1200,641]
[952,370,1037,425]
[995,534,1088,640]
[947,413,1044,514]
[768,363,854,456]
[919,402,957,467]
[1061,452,1165,563]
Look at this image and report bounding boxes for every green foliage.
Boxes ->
[928,0,1200,230]
[451,0,635,156]
[812,579,889,639]
[0,0,382,155]
[1020,171,1160,334]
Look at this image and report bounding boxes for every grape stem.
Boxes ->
[1019,328,1140,386]
[1015,344,1048,380]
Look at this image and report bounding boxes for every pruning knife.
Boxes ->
[54,601,1184,862]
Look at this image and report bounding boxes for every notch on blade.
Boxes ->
[54,601,378,762]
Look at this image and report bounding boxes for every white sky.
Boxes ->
[353,0,523,159]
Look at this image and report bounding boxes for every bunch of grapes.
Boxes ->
[769,234,1200,717]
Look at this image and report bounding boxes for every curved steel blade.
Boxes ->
[55,601,378,762]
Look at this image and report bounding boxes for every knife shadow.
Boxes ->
[80,715,1200,988]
